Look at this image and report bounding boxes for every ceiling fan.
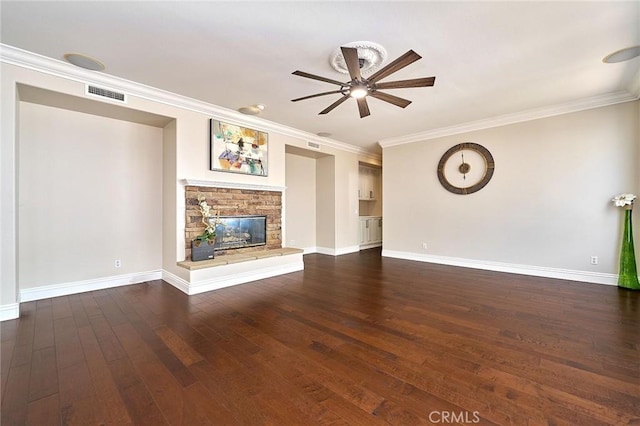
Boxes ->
[291,46,436,118]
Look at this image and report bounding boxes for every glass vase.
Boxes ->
[618,207,640,290]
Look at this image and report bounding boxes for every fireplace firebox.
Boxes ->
[210,215,267,251]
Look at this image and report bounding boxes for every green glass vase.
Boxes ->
[618,208,640,290]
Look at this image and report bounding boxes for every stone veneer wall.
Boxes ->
[185,186,282,259]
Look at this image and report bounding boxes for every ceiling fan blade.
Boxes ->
[369,91,412,108]
[357,97,370,118]
[375,76,435,90]
[368,50,422,83]
[341,46,362,81]
[319,96,349,115]
[291,90,344,102]
[292,70,345,86]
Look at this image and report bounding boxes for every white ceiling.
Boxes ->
[2,1,639,153]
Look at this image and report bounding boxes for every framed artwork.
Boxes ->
[210,119,268,176]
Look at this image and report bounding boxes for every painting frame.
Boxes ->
[210,119,268,176]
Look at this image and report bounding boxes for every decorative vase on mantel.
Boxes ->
[618,205,640,290]
[191,239,215,261]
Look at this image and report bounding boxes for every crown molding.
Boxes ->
[628,68,640,98]
[0,43,380,160]
[378,91,639,148]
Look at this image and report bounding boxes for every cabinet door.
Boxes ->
[368,169,376,199]
[370,218,382,243]
[359,166,378,200]
[364,169,373,199]
[358,166,366,199]
[359,218,368,244]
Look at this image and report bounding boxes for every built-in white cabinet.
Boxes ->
[359,216,382,247]
[358,165,380,200]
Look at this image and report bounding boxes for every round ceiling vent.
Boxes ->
[63,53,105,71]
[603,45,640,63]
[238,104,265,115]
[330,41,387,75]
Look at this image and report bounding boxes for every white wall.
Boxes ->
[285,153,317,250]
[18,102,163,288]
[383,101,639,280]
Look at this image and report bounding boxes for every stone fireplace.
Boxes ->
[185,185,282,259]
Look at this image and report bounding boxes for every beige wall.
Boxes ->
[334,152,360,251]
[1,59,369,313]
[18,102,164,288]
[1,68,18,306]
[285,153,317,250]
[162,119,178,272]
[316,156,336,249]
[383,101,639,275]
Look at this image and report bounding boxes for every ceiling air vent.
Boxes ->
[86,85,127,103]
[307,141,321,150]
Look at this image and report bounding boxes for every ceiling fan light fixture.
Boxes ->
[349,85,368,99]
[291,46,435,118]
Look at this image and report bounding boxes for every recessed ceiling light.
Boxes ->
[603,46,640,63]
[63,53,105,71]
[316,132,332,137]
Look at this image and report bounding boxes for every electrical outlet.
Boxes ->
[422,242,428,250]
[115,259,122,268]
[590,256,598,265]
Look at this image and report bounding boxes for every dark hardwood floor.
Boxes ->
[2,249,639,425]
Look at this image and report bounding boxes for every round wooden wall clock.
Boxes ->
[437,142,495,195]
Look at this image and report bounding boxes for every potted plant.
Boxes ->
[191,195,220,261]
[612,193,639,290]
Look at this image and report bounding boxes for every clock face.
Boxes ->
[437,143,494,194]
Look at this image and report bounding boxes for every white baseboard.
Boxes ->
[183,261,304,295]
[336,245,361,255]
[315,247,334,255]
[19,270,163,302]
[0,303,20,321]
[382,250,619,286]
[316,245,361,256]
[161,270,190,294]
[359,242,382,250]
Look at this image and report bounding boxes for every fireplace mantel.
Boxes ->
[182,179,286,192]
